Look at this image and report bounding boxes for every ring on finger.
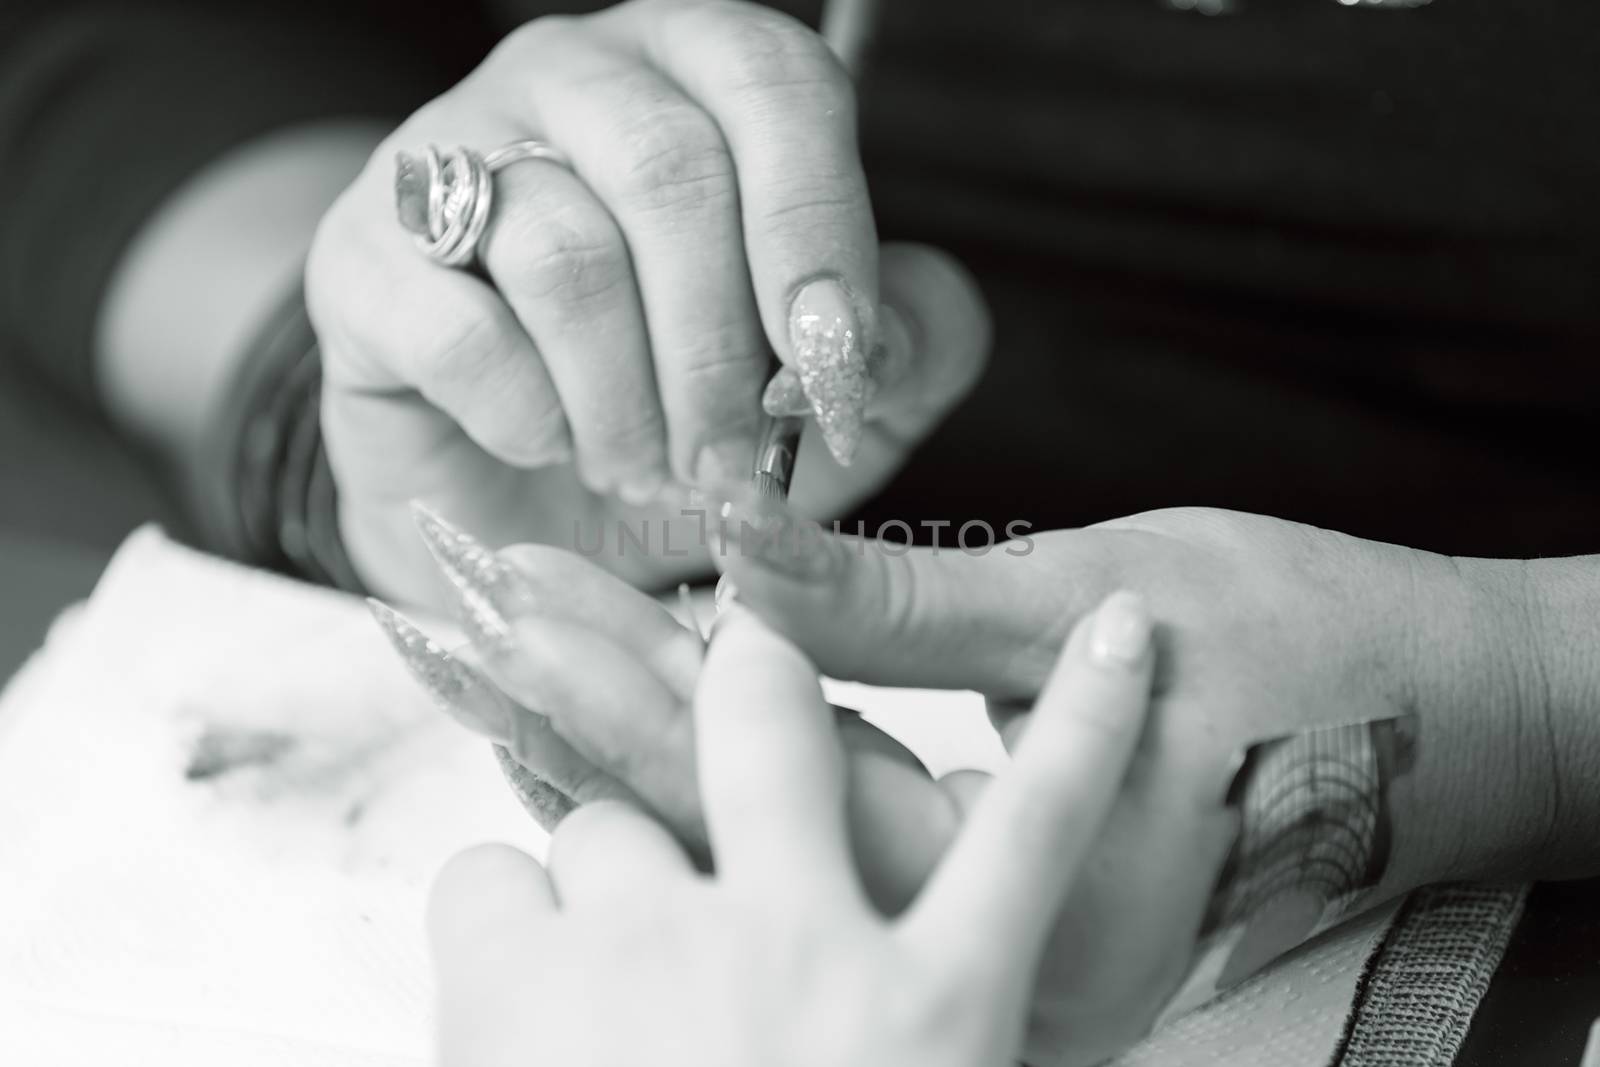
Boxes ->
[394,140,574,268]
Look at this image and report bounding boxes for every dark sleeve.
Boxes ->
[0,0,492,411]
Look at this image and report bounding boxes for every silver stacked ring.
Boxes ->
[395,140,573,268]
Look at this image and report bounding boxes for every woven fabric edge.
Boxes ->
[1331,884,1530,1067]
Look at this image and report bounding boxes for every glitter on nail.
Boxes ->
[367,598,477,708]
[792,312,867,465]
[367,598,516,743]
[410,502,524,654]
[492,745,576,826]
[788,279,869,466]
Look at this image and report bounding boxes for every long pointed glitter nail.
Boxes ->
[366,598,515,744]
[491,744,575,828]
[677,582,706,648]
[764,327,898,421]
[410,502,529,655]
[789,277,870,465]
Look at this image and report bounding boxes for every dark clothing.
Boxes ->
[2,0,1597,557]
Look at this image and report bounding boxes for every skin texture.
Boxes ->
[406,503,1596,1067]
[306,0,990,604]
[710,502,1600,1063]
[429,603,1154,1067]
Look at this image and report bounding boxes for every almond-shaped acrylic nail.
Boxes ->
[367,598,516,744]
[788,276,871,465]
[410,502,531,655]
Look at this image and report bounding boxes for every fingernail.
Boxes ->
[766,302,907,420]
[491,744,576,827]
[653,480,696,510]
[393,151,431,237]
[677,582,706,647]
[410,501,532,655]
[761,368,810,418]
[616,471,667,508]
[713,573,738,614]
[1089,590,1152,666]
[367,598,515,743]
[788,277,870,465]
[710,489,836,583]
[693,435,754,488]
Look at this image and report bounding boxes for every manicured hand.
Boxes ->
[308,0,988,603]
[429,602,1152,1067]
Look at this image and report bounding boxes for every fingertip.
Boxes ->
[1085,589,1154,670]
[428,843,553,962]
[879,244,991,349]
[1032,591,1156,750]
[704,604,817,682]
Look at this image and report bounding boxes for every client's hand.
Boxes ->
[428,603,1152,1067]
[377,510,967,913]
[714,500,1554,1064]
[308,0,988,603]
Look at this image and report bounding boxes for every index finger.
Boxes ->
[613,1,879,464]
[901,591,1154,978]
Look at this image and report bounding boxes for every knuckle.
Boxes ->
[418,309,509,392]
[493,14,578,64]
[672,322,765,407]
[498,208,632,321]
[582,404,667,469]
[873,550,927,647]
[693,6,852,110]
[756,186,866,230]
[610,108,735,214]
[409,309,570,453]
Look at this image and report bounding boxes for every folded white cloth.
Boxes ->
[0,529,1515,1066]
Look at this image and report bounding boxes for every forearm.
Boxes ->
[1,0,477,426]
[96,121,385,465]
[1497,554,1600,878]
[1400,551,1600,889]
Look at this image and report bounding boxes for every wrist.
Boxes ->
[96,120,385,466]
[1483,555,1600,879]
[1396,552,1600,888]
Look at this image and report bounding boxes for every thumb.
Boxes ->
[711,493,1069,700]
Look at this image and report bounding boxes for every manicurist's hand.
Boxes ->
[713,500,1580,1064]
[429,603,1152,1067]
[308,0,988,604]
